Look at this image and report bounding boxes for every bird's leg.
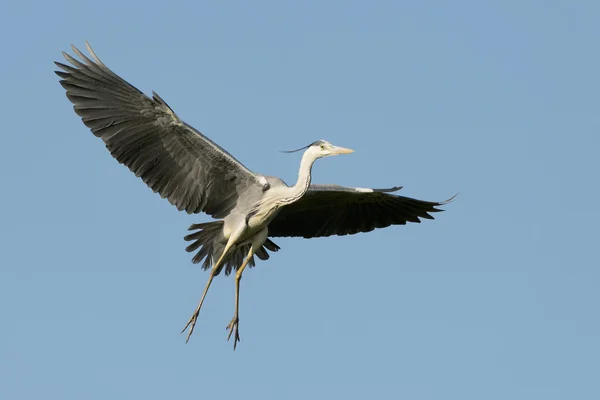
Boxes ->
[226,228,268,350]
[180,266,216,343]
[226,252,252,350]
[181,241,236,343]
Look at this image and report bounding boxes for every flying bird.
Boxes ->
[56,42,454,350]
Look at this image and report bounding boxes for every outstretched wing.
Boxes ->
[56,42,262,217]
[268,184,454,238]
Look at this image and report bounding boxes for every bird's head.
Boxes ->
[282,140,354,159]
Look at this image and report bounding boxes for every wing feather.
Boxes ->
[268,185,454,238]
[56,42,261,217]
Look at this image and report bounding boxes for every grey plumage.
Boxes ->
[57,44,261,218]
[184,221,280,275]
[269,185,455,238]
[56,42,454,349]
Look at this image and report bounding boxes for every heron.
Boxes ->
[56,42,454,350]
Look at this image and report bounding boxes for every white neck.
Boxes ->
[287,149,317,200]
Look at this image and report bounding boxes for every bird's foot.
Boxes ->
[226,316,241,350]
[181,311,200,343]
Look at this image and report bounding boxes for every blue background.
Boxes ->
[1,1,599,399]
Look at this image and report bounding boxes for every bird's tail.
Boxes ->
[184,221,281,276]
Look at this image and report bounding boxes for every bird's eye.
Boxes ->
[320,144,325,150]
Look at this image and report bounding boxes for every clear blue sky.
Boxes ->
[1,1,599,399]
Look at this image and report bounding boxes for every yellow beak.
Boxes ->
[333,146,354,155]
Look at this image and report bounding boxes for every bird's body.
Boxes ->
[56,42,454,349]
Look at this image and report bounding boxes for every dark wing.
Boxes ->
[55,42,262,217]
[268,184,454,238]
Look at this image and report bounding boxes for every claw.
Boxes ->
[226,316,241,350]
[181,311,199,343]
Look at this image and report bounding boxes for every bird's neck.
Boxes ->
[289,150,316,199]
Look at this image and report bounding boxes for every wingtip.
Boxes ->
[432,193,458,211]
[442,192,459,204]
[85,40,95,57]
